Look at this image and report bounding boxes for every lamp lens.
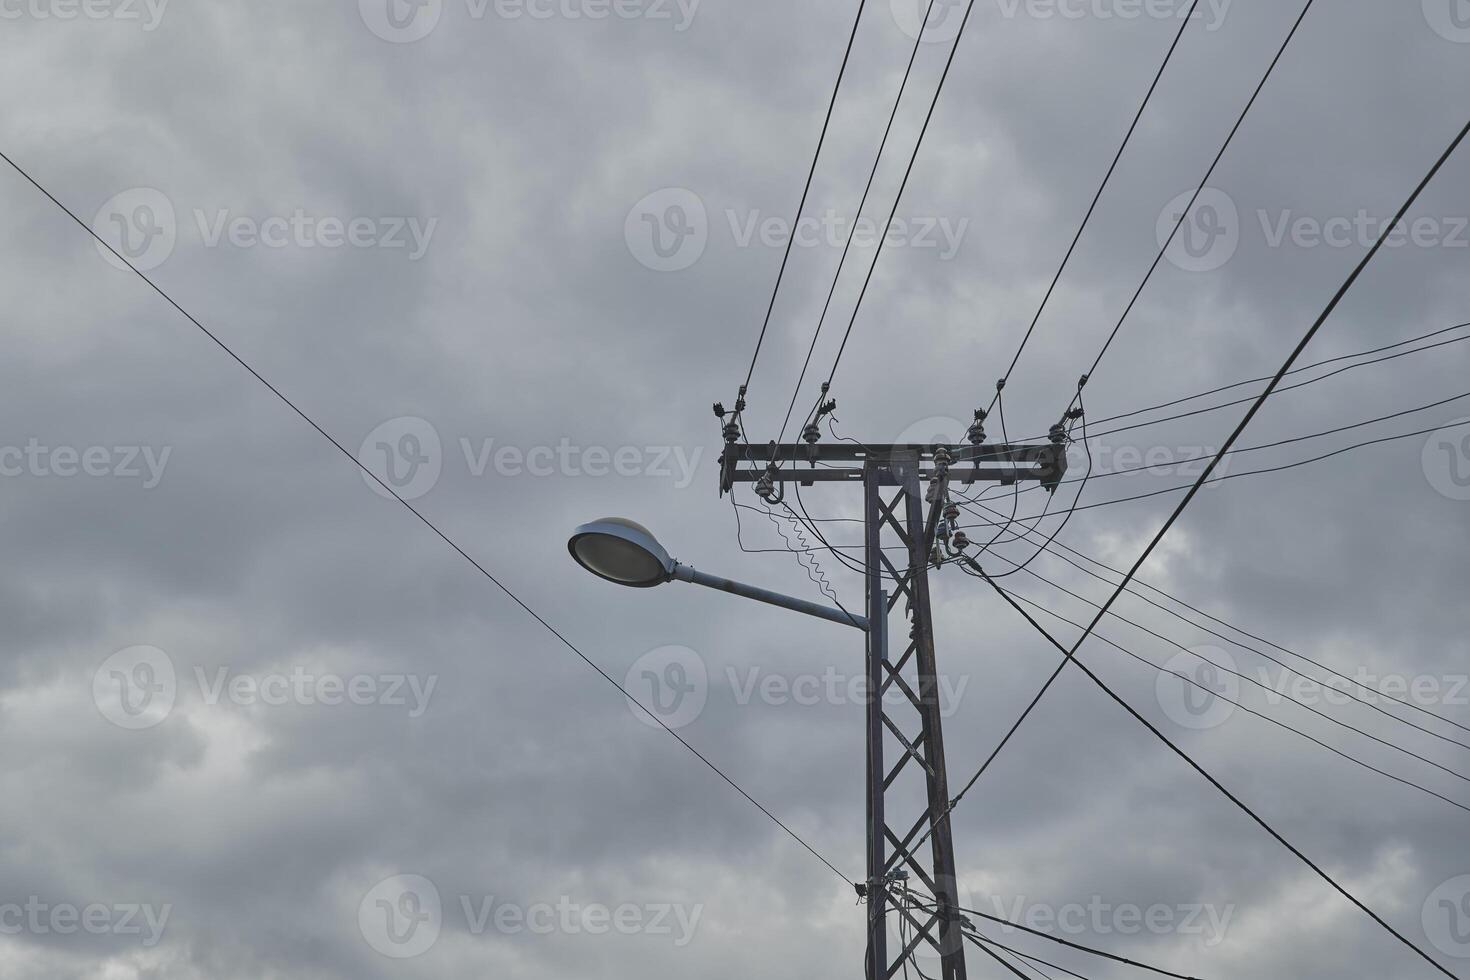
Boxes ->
[573,533,665,586]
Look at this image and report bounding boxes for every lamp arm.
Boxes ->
[671,563,869,632]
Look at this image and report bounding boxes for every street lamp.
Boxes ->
[568,518,868,631]
[565,517,673,588]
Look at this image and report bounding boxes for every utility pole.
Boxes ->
[718,410,1068,980]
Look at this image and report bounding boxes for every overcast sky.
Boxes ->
[2,1,1470,977]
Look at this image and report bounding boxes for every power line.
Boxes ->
[938,110,1470,979]
[977,389,1092,579]
[763,497,843,604]
[901,894,1200,980]
[1138,587,1470,740]
[986,576,1470,816]
[1007,0,1316,560]
[966,497,1470,750]
[799,405,1470,558]
[781,410,1470,560]
[777,0,939,445]
[787,442,1470,760]
[988,0,1203,406]
[978,573,1459,979]
[954,416,1470,529]
[969,935,1092,980]
[902,491,1470,854]
[802,414,1079,567]
[963,384,1470,506]
[1000,558,1470,788]
[791,480,885,577]
[729,414,868,606]
[1061,320,1470,439]
[974,386,1026,554]
[1062,0,1318,417]
[953,111,1470,812]
[1062,329,1470,446]
[740,0,871,394]
[0,149,855,888]
[969,934,1044,980]
[821,0,979,392]
[740,416,1470,554]
[733,414,849,603]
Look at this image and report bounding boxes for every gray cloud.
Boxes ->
[1,1,1468,977]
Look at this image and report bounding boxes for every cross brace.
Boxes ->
[720,441,1066,492]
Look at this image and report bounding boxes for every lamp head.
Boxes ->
[567,518,675,588]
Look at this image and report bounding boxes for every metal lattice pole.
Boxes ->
[864,452,968,980]
[718,436,1065,979]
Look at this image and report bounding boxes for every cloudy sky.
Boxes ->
[2,0,1470,977]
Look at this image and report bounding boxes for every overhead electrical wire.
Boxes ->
[981,555,1470,805]
[736,407,1470,565]
[947,113,1470,978]
[776,0,940,446]
[820,0,979,393]
[977,389,1093,579]
[737,415,1470,574]
[973,386,1025,554]
[894,887,1038,980]
[1052,328,1470,447]
[1048,320,1470,440]
[951,115,1470,797]
[1130,581,1470,739]
[776,0,1469,528]
[730,412,872,607]
[900,892,1199,980]
[739,0,872,396]
[1002,950,1059,980]
[953,416,1470,529]
[968,936,1093,980]
[980,580,1470,816]
[772,417,1065,578]
[792,480,884,577]
[1059,0,1318,421]
[971,936,1044,980]
[0,150,857,889]
[712,4,1470,971]
[999,556,1470,786]
[986,0,1204,408]
[959,385,1470,508]
[978,573,1463,978]
[964,919,1192,980]
[766,497,845,606]
[966,497,1470,751]
[15,6,1469,976]
[1013,0,1319,582]
[945,320,1470,463]
[731,410,850,605]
